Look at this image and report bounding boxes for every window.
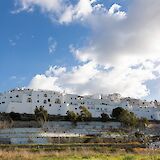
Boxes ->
[37,100,39,103]
[27,98,32,103]
[10,97,12,99]
[49,104,51,107]
[44,94,47,97]
[2,102,5,104]
[71,97,72,99]
[75,108,77,110]
[70,102,72,105]
[16,95,19,98]
[48,99,50,102]
[44,100,47,104]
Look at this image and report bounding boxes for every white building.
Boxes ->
[0,88,160,120]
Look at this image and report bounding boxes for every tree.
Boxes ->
[34,106,48,126]
[112,107,138,128]
[112,107,125,120]
[66,110,79,124]
[101,113,110,122]
[79,106,92,121]
[112,107,149,129]
[66,107,92,124]
[118,110,138,128]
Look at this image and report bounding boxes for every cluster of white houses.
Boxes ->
[0,88,160,120]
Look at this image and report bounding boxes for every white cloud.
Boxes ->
[59,5,73,24]
[13,0,105,24]
[24,0,160,98]
[29,74,62,91]
[45,66,66,76]
[28,60,159,98]
[108,3,126,18]
[13,0,63,13]
[75,0,160,66]
[73,0,93,20]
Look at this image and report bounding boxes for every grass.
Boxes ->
[0,148,159,160]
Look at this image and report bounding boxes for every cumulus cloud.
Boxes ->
[45,66,66,76]
[28,60,160,98]
[13,0,101,23]
[23,0,160,98]
[75,0,160,66]
[29,74,62,91]
[108,3,126,18]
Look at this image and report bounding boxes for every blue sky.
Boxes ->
[0,0,160,100]
[0,0,91,91]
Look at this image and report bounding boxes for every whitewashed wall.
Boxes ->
[0,89,160,120]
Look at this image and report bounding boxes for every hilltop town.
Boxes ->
[0,88,160,120]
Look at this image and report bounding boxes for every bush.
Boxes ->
[9,112,21,120]
[112,107,125,120]
[66,106,92,123]
[119,110,138,128]
[112,107,138,128]
[101,113,110,122]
